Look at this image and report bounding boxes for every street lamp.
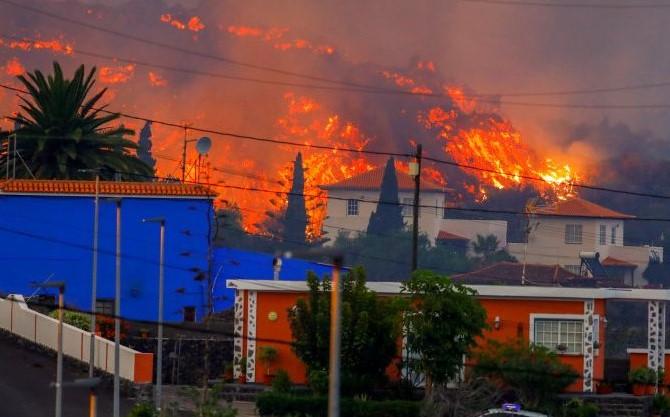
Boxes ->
[113,198,122,417]
[142,217,166,412]
[33,281,66,417]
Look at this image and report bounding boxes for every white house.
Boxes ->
[320,165,507,248]
[507,197,663,287]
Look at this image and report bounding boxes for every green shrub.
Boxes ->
[474,340,578,410]
[49,310,90,331]
[256,392,420,417]
[126,403,157,417]
[629,367,657,385]
[563,399,598,417]
[653,393,670,414]
[272,369,292,394]
[308,369,329,396]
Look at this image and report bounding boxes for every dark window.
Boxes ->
[183,306,196,322]
[96,298,114,316]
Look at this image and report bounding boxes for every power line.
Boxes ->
[457,0,670,9]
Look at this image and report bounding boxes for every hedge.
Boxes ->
[255,392,420,417]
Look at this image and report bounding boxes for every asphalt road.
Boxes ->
[0,332,134,417]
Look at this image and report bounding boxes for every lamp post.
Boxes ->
[89,173,100,417]
[113,199,122,417]
[328,256,343,417]
[142,217,166,412]
[33,281,66,417]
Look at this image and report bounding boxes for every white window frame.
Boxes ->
[565,224,583,244]
[402,197,414,217]
[611,226,617,245]
[529,313,600,356]
[346,199,359,216]
[599,224,606,245]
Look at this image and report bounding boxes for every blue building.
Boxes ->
[211,248,337,311]
[0,179,214,322]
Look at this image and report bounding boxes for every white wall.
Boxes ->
[0,295,150,382]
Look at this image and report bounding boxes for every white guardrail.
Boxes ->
[0,295,153,384]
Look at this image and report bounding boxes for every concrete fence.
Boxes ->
[0,295,153,384]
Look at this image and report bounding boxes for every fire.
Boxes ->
[160,14,205,32]
[0,36,74,55]
[148,71,168,87]
[421,111,577,200]
[99,64,135,84]
[3,57,25,76]
[227,25,335,55]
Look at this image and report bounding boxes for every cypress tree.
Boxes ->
[138,121,156,174]
[367,157,404,235]
[283,152,308,245]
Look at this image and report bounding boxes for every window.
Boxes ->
[565,224,583,244]
[346,199,359,216]
[402,197,414,217]
[534,319,583,354]
[611,226,617,245]
[563,265,582,275]
[95,298,114,316]
[599,224,606,245]
[183,306,196,322]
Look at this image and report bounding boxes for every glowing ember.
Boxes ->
[227,24,335,55]
[148,71,168,87]
[161,14,204,32]
[0,36,74,55]
[99,64,135,84]
[3,57,25,76]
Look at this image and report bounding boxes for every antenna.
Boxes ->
[195,136,212,155]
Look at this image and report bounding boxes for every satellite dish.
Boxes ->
[195,136,212,155]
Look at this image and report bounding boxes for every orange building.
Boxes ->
[227,279,669,393]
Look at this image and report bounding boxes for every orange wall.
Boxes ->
[629,352,670,385]
[247,291,606,390]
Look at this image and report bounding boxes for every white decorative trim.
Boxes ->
[648,301,666,372]
[246,291,258,383]
[583,300,595,393]
[227,280,670,302]
[658,302,666,371]
[233,290,245,379]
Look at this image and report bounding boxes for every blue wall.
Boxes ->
[212,248,335,311]
[0,194,212,322]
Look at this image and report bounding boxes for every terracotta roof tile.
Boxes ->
[534,197,634,219]
[321,165,445,192]
[0,180,215,198]
[451,262,594,287]
[436,230,469,241]
[601,257,637,268]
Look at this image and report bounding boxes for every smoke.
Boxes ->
[2,0,669,226]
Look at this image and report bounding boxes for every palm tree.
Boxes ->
[472,234,515,268]
[3,62,153,180]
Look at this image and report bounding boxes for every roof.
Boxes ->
[533,197,634,219]
[436,230,469,241]
[450,262,589,287]
[320,165,444,192]
[226,279,670,301]
[602,257,638,268]
[0,180,215,198]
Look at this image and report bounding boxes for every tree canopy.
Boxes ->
[283,152,308,246]
[4,62,152,180]
[288,268,403,394]
[367,157,404,236]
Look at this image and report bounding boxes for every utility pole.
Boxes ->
[411,144,423,271]
[113,199,122,417]
[328,255,344,417]
[89,173,100,417]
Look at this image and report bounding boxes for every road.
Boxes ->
[0,331,134,417]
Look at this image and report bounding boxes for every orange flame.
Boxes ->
[4,57,25,76]
[0,36,74,55]
[148,71,167,87]
[227,24,335,55]
[161,14,204,32]
[99,64,135,84]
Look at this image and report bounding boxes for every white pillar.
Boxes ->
[233,290,245,379]
[582,299,595,393]
[245,291,258,383]
[649,301,662,371]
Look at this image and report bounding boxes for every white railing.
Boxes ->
[0,295,153,383]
